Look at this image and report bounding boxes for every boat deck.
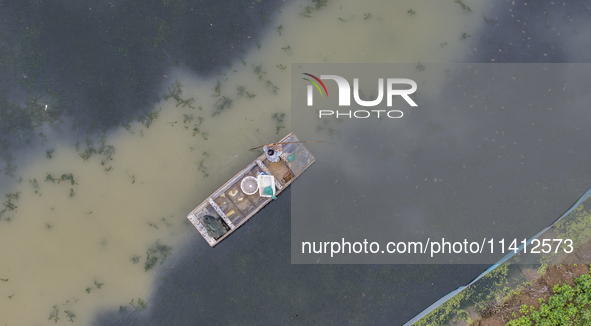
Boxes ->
[187,133,315,247]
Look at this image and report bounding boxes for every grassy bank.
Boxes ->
[413,199,591,325]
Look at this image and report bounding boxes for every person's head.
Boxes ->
[268,149,275,156]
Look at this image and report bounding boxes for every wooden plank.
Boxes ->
[207,198,235,229]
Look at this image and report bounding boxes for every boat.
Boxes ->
[187,132,316,247]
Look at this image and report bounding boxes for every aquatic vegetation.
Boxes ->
[4,191,20,203]
[414,264,511,325]
[122,120,132,131]
[79,137,97,161]
[97,136,115,167]
[94,279,104,289]
[130,255,141,264]
[79,148,95,161]
[144,240,172,272]
[64,310,76,322]
[454,0,472,12]
[364,13,372,20]
[0,278,8,282]
[416,62,425,72]
[130,298,147,311]
[119,305,127,312]
[45,173,77,185]
[272,112,286,124]
[281,45,290,52]
[176,97,195,109]
[272,113,286,134]
[163,80,183,102]
[461,32,471,39]
[3,160,16,177]
[0,192,20,220]
[253,65,266,78]
[144,251,158,271]
[49,305,59,323]
[211,96,233,117]
[4,159,16,177]
[265,80,279,94]
[151,17,171,47]
[274,25,283,35]
[302,0,327,17]
[212,81,222,97]
[191,126,202,137]
[407,9,417,16]
[197,158,209,178]
[538,263,549,275]
[484,16,499,26]
[312,0,328,9]
[258,11,270,25]
[302,6,314,17]
[86,279,104,293]
[0,1,287,320]
[276,64,286,70]
[3,0,245,148]
[183,114,194,124]
[137,106,161,129]
[546,204,591,259]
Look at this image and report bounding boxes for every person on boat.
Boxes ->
[263,143,282,162]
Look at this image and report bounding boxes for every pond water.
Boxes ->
[0,0,589,325]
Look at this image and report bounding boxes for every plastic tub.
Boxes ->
[257,175,276,198]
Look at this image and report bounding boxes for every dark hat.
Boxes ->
[268,149,275,156]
